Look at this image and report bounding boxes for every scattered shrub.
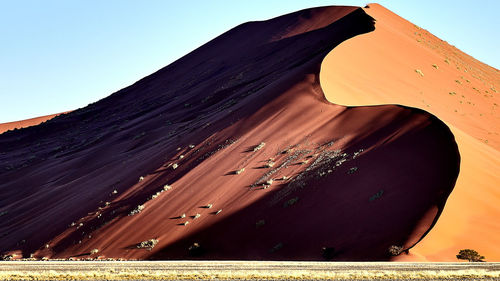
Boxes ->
[256,220,266,229]
[388,245,404,256]
[352,149,364,159]
[253,142,266,152]
[265,161,275,168]
[188,242,204,256]
[369,190,384,202]
[133,132,146,140]
[432,64,439,69]
[347,167,358,174]
[449,92,457,96]
[137,239,158,250]
[415,69,424,77]
[456,249,485,262]
[335,159,346,167]
[270,242,283,253]
[283,197,299,207]
[129,204,145,216]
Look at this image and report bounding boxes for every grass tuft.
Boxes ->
[415,69,424,77]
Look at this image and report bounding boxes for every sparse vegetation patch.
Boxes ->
[283,197,299,207]
[369,190,384,202]
[129,204,145,216]
[347,167,358,174]
[256,219,266,228]
[253,142,266,152]
[136,239,158,250]
[388,245,404,256]
[270,242,283,253]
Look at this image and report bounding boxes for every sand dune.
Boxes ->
[320,3,500,261]
[0,4,485,261]
[0,113,65,134]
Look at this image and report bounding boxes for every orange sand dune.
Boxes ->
[0,5,465,261]
[321,3,500,261]
[0,113,65,134]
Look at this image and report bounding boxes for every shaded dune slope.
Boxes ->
[321,4,499,261]
[0,6,459,260]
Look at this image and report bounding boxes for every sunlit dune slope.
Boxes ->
[0,113,65,134]
[321,3,500,261]
[1,5,459,261]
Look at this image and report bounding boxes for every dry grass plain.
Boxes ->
[0,261,499,280]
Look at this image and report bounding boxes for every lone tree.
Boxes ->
[456,249,485,262]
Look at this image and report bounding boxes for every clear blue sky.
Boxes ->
[1,1,498,123]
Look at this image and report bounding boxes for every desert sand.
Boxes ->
[320,3,500,261]
[0,4,495,262]
[0,113,63,134]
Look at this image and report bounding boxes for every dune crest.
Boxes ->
[320,3,500,261]
[0,113,66,134]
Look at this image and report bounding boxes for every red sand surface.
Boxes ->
[0,113,64,134]
[0,5,464,261]
[321,4,500,261]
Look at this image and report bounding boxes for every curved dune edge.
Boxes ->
[320,3,500,261]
